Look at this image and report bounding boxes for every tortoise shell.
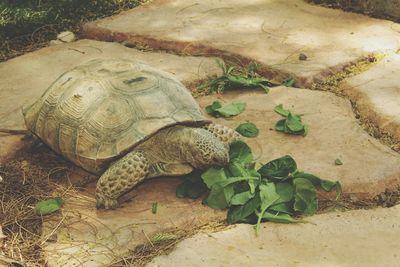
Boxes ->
[23,59,208,174]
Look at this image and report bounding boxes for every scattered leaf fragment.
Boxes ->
[236,122,259,137]
[283,78,296,87]
[151,202,158,214]
[335,158,343,165]
[151,233,178,243]
[33,197,64,216]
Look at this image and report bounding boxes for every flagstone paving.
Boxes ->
[148,204,400,267]
[340,52,400,146]
[81,0,400,87]
[1,1,400,266]
[42,87,400,266]
[0,39,221,162]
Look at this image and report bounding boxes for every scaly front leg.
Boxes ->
[96,150,150,209]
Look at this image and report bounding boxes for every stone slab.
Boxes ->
[197,87,400,196]
[148,204,400,267]
[43,178,225,266]
[0,39,221,161]
[81,0,400,87]
[340,53,400,143]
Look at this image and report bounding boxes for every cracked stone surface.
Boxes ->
[0,39,221,162]
[81,0,400,87]
[148,204,400,267]
[340,53,400,144]
[197,88,400,197]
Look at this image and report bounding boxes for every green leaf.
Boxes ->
[152,202,158,214]
[255,182,280,235]
[293,171,321,186]
[201,167,227,189]
[229,141,254,164]
[205,101,222,117]
[283,78,296,87]
[258,155,297,181]
[269,202,294,214]
[275,119,287,132]
[335,158,343,165]
[215,102,246,117]
[293,171,342,200]
[33,197,64,216]
[236,122,259,137]
[262,211,305,224]
[274,104,290,117]
[293,178,318,215]
[321,180,342,200]
[176,172,208,199]
[286,113,304,132]
[205,183,232,209]
[275,182,294,203]
[259,182,280,211]
[230,190,255,205]
[218,176,260,188]
[227,194,261,224]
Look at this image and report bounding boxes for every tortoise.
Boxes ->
[23,59,240,209]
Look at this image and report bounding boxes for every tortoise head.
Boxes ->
[187,128,229,169]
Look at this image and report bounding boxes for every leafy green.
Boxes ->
[255,182,280,235]
[227,194,261,224]
[335,158,343,165]
[205,101,246,118]
[230,190,255,205]
[274,104,307,136]
[151,202,158,214]
[236,122,259,137]
[217,102,246,117]
[262,211,305,224]
[294,171,342,200]
[293,178,318,215]
[33,197,64,216]
[175,141,342,236]
[258,155,297,181]
[201,167,227,188]
[176,171,208,199]
[205,101,222,117]
[198,60,275,94]
[204,183,232,209]
[283,78,296,87]
[229,141,254,164]
[274,104,290,117]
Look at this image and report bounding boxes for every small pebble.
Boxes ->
[57,31,76,43]
[299,53,308,61]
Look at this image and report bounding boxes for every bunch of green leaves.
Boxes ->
[176,141,341,235]
[274,104,307,136]
[205,101,246,118]
[198,60,275,94]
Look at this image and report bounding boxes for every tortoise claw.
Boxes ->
[96,195,119,209]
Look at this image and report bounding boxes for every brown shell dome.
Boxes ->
[23,59,208,173]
